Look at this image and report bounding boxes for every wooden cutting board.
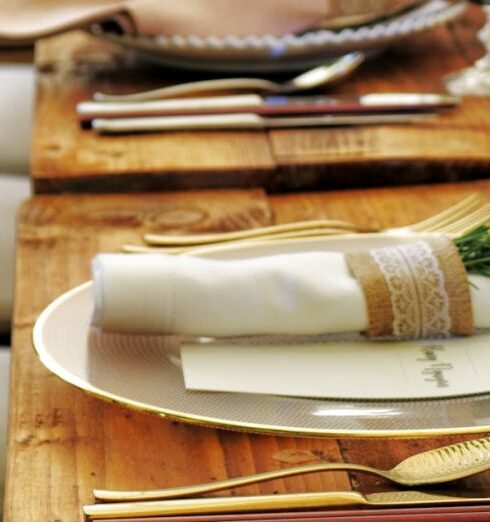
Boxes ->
[31,6,490,193]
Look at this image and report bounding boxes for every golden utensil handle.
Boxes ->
[143,220,364,246]
[94,462,379,502]
[84,491,366,519]
[124,227,355,253]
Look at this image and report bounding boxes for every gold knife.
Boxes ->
[83,490,490,520]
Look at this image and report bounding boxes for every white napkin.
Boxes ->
[92,252,490,337]
[0,0,423,43]
[109,0,425,38]
[119,0,329,38]
[0,0,331,42]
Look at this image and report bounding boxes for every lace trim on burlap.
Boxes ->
[346,238,474,339]
[427,237,474,336]
[343,251,393,337]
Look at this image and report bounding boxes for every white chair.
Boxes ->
[0,175,32,332]
[0,63,34,330]
[0,348,10,515]
[0,64,34,174]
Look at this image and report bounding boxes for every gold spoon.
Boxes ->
[94,437,490,502]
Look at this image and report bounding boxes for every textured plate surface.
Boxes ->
[90,1,466,72]
[33,233,490,437]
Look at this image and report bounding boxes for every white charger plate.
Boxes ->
[90,0,466,72]
[33,233,490,438]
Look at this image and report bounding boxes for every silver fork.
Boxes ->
[122,194,490,253]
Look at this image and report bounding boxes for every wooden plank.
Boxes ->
[267,181,490,231]
[6,183,490,521]
[32,31,276,193]
[3,188,349,522]
[269,6,490,190]
[31,6,490,193]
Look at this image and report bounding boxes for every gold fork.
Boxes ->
[122,195,490,253]
[93,437,490,503]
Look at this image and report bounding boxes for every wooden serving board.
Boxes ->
[32,6,490,194]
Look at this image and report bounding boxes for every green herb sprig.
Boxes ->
[454,225,490,277]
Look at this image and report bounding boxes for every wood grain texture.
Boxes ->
[267,181,490,231]
[5,183,490,521]
[3,188,345,522]
[269,6,490,191]
[32,31,276,194]
[31,6,490,194]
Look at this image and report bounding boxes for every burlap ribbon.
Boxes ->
[346,237,474,339]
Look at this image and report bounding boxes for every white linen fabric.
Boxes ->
[0,0,422,42]
[92,253,490,338]
[119,0,330,38]
[93,252,368,336]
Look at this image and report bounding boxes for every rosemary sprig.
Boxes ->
[454,225,490,277]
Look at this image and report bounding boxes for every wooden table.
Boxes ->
[5,181,490,521]
[31,6,490,194]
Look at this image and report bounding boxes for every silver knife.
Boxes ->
[92,112,433,134]
[83,490,490,519]
[78,92,458,121]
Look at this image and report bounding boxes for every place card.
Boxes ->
[181,334,490,399]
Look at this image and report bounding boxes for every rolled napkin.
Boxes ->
[91,236,490,338]
[115,0,426,37]
[0,0,423,43]
[0,0,123,44]
[117,0,330,38]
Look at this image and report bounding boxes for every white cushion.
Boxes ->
[0,175,31,331]
[0,348,10,515]
[0,64,34,174]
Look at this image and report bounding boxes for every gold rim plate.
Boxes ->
[33,233,490,437]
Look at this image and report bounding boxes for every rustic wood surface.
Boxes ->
[5,181,490,521]
[32,6,490,194]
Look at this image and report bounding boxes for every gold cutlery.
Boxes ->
[123,227,357,253]
[93,52,365,102]
[84,490,490,519]
[144,194,488,245]
[122,195,490,253]
[94,437,490,503]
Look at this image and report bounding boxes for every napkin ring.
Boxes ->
[346,237,474,339]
